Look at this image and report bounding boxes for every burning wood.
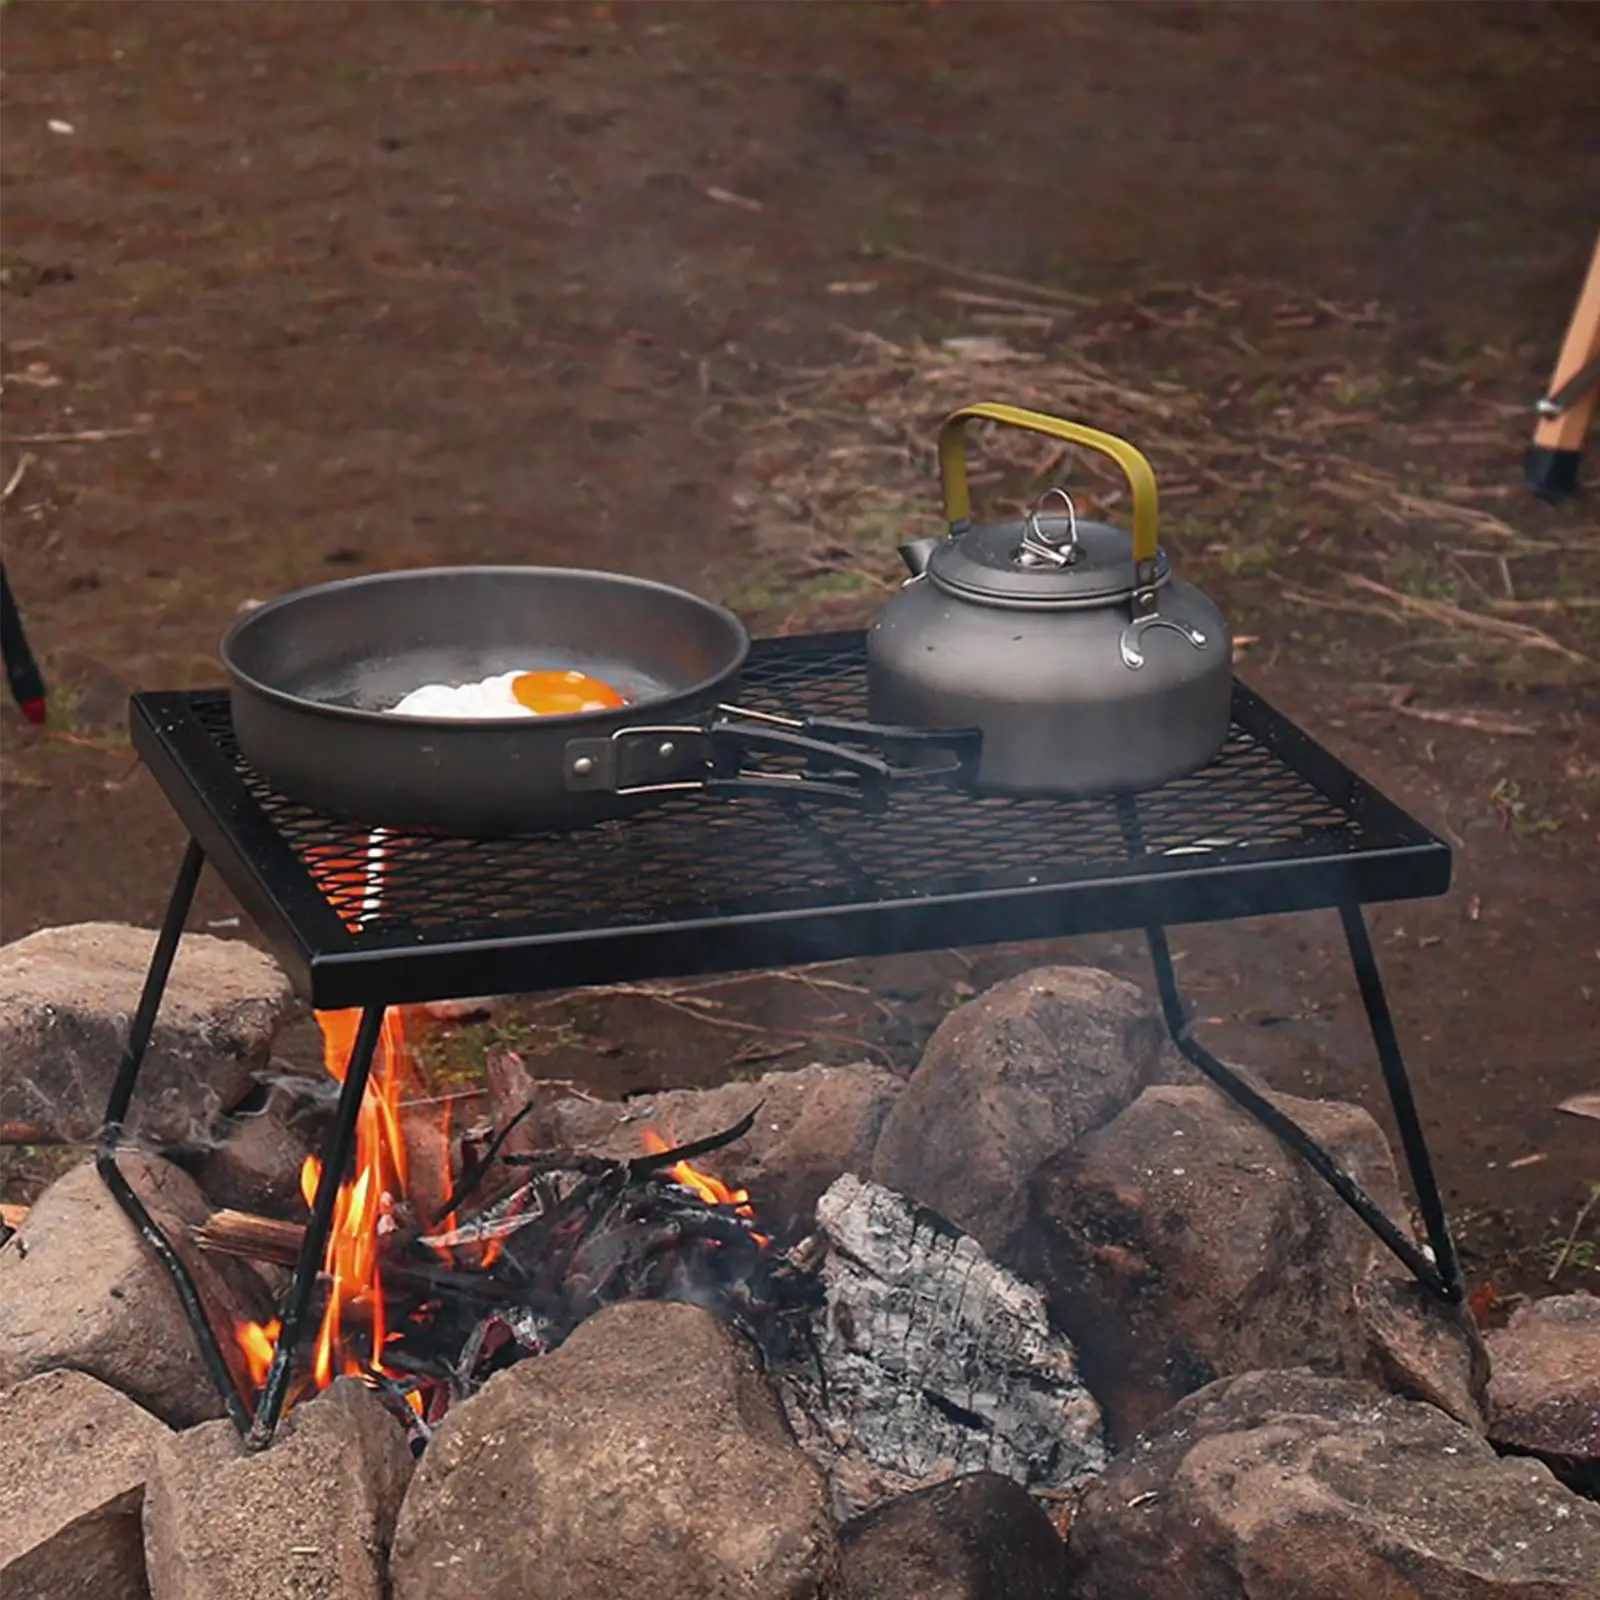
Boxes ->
[209,997,1098,1511]
[217,1082,822,1445]
[195,1209,302,1267]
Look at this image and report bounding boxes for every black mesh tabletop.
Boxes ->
[131,631,1450,1008]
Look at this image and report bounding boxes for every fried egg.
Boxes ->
[387,669,626,720]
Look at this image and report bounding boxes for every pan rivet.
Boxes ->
[572,755,595,777]
[658,740,677,760]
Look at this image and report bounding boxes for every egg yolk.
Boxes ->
[510,669,626,716]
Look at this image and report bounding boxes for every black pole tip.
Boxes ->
[1524,445,1584,503]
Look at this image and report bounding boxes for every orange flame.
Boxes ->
[292,1005,414,1390]
[642,1128,768,1244]
[233,836,428,1402]
[234,1007,416,1399]
[239,1317,280,1390]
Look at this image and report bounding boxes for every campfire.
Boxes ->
[221,1003,817,1447]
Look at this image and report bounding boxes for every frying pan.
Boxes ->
[221,567,977,837]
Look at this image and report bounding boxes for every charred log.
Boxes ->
[780,1174,1107,1521]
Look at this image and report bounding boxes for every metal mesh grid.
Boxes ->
[177,634,1385,948]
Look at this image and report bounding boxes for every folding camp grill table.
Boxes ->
[98,630,1464,1446]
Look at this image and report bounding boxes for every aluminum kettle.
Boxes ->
[865,402,1233,796]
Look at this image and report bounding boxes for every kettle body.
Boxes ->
[864,404,1234,797]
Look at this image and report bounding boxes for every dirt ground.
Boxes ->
[2,1,1598,1310]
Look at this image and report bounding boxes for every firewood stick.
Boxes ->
[192,1208,506,1306]
[0,1122,88,1146]
[194,1209,305,1268]
[1,1203,29,1231]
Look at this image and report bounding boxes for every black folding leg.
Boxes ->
[97,839,392,1446]
[1109,791,1461,1304]
[1336,900,1465,1301]
[1139,928,1465,1299]
[95,839,255,1431]
[248,1003,385,1447]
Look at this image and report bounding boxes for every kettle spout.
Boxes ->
[897,537,940,578]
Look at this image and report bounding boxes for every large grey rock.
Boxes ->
[1487,1291,1600,1486]
[1065,1368,1600,1600]
[0,922,297,1144]
[1023,1084,1487,1445]
[0,1155,272,1427]
[839,1472,1070,1600]
[871,967,1163,1261]
[532,1060,903,1228]
[0,1370,170,1600]
[142,1378,413,1600]
[390,1300,842,1600]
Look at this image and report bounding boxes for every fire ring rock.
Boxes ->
[1064,1368,1600,1600]
[1023,1082,1488,1445]
[0,1370,171,1600]
[838,1471,1072,1600]
[0,921,298,1145]
[871,966,1163,1263]
[0,1155,273,1427]
[1486,1291,1600,1491]
[389,1299,843,1600]
[141,1377,414,1600]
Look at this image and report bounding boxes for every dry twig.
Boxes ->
[1343,575,1589,663]
[1,452,33,504]
[1546,1185,1600,1284]
[1364,699,1538,737]
[1489,597,1600,615]
[873,246,1097,307]
[0,427,147,444]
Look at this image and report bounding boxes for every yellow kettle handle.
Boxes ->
[937,402,1160,565]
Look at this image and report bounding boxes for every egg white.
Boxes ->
[386,669,615,720]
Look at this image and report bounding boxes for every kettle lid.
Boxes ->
[927,495,1170,607]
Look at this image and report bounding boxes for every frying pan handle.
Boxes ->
[937,402,1160,567]
[561,715,981,809]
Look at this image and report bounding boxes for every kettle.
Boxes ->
[865,402,1232,797]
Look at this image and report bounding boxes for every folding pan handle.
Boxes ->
[561,712,982,808]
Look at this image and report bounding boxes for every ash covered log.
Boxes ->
[782,1174,1106,1522]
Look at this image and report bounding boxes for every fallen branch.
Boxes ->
[1280,581,1397,621]
[1390,493,1525,542]
[936,287,1065,319]
[1364,700,1538,737]
[1,452,33,504]
[0,427,147,444]
[873,245,1097,308]
[1489,597,1600,615]
[1344,575,1590,663]
[1546,1185,1600,1284]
